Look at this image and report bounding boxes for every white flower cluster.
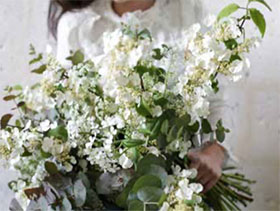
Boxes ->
[0,14,260,210]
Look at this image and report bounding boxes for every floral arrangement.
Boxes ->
[1,1,270,211]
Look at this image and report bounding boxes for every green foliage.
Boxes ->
[224,39,238,50]
[136,99,152,117]
[202,119,212,134]
[215,119,230,143]
[73,180,87,207]
[3,95,17,101]
[132,175,161,192]
[122,139,146,148]
[47,125,68,142]
[137,186,164,203]
[217,3,240,21]
[1,114,13,129]
[31,64,47,74]
[66,50,85,65]
[44,161,58,175]
[249,8,266,37]
[249,0,272,11]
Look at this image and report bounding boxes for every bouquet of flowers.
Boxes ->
[1,1,270,211]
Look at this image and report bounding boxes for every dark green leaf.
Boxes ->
[217,3,240,21]
[224,39,238,50]
[152,48,164,60]
[216,129,225,143]
[249,0,272,11]
[1,114,13,129]
[22,147,32,157]
[229,54,242,63]
[249,8,266,37]
[29,44,36,55]
[132,175,161,192]
[187,121,200,133]
[17,101,25,107]
[31,64,47,74]
[202,119,212,134]
[3,95,16,101]
[48,125,68,142]
[137,186,164,203]
[149,119,162,140]
[44,161,58,175]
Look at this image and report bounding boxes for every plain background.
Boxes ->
[0,0,279,210]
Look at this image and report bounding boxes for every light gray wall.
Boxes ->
[0,0,279,210]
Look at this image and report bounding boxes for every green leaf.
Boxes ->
[44,161,58,175]
[21,146,32,157]
[137,164,168,186]
[29,44,36,55]
[137,154,166,170]
[249,0,272,11]
[175,114,191,128]
[13,85,23,91]
[249,8,266,37]
[187,121,200,133]
[31,64,47,74]
[1,114,13,129]
[3,95,16,101]
[149,119,162,140]
[128,200,144,211]
[137,186,164,203]
[202,119,212,134]
[167,125,176,143]
[29,53,43,65]
[116,178,138,208]
[216,129,225,143]
[74,180,86,207]
[229,54,242,63]
[160,119,169,135]
[122,139,146,148]
[48,125,68,142]
[66,50,85,65]
[152,48,164,60]
[138,29,152,41]
[224,39,238,50]
[132,175,162,192]
[217,3,240,21]
[136,99,152,117]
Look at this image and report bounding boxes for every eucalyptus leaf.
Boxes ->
[137,154,166,170]
[132,175,161,192]
[137,186,164,203]
[249,8,266,37]
[217,3,240,21]
[74,180,87,207]
[9,198,23,211]
[128,200,144,211]
[61,197,72,211]
[137,164,168,186]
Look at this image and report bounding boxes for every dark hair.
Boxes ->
[48,0,95,38]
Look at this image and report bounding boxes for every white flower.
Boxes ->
[151,106,163,117]
[39,120,51,132]
[42,137,53,153]
[176,179,193,200]
[119,154,133,169]
[189,183,203,193]
[204,14,217,27]
[160,202,170,211]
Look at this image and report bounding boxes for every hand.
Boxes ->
[188,142,226,193]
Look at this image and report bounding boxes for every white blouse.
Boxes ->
[55,0,235,159]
